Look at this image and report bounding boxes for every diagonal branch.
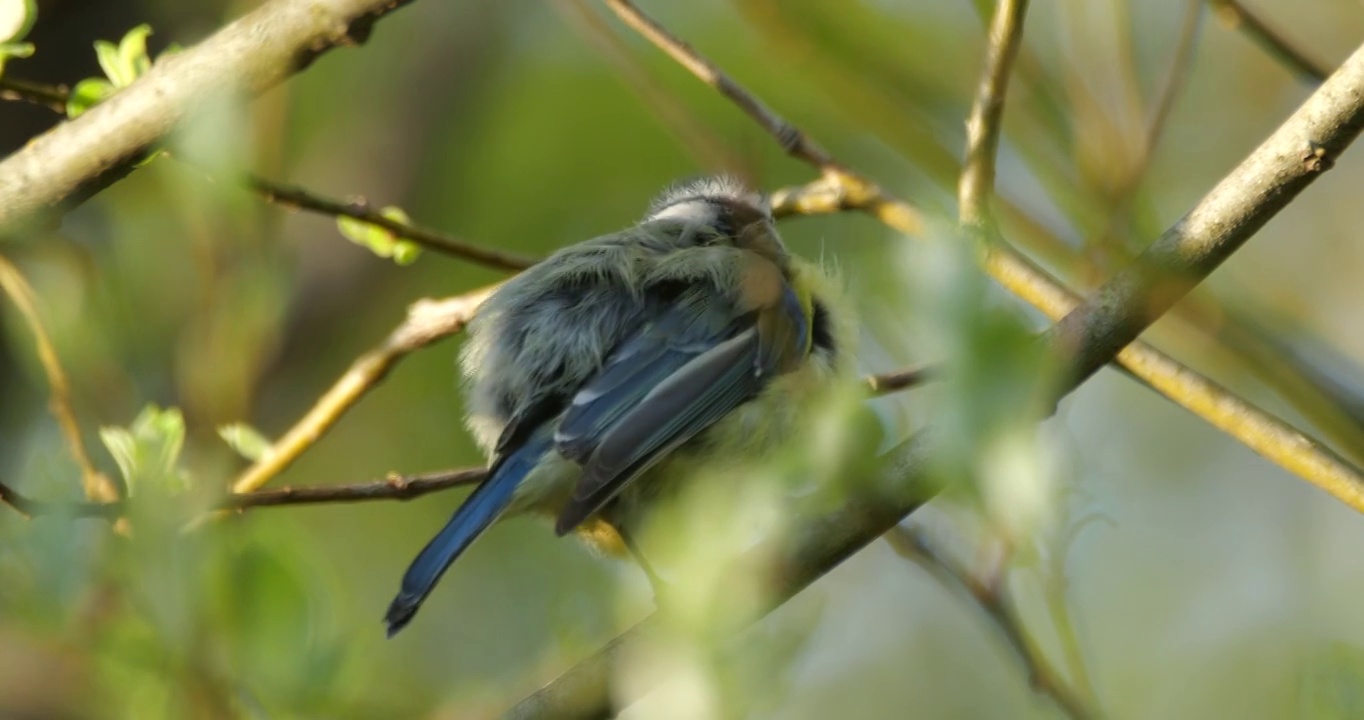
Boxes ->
[229,285,499,495]
[0,0,420,235]
[245,176,538,271]
[1207,0,1331,84]
[0,255,120,503]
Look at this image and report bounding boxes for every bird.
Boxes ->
[384,177,851,636]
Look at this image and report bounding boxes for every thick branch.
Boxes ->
[1049,45,1364,394]
[0,0,417,234]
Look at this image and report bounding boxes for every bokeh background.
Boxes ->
[3,0,1364,717]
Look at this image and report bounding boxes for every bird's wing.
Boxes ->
[552,266,809,535]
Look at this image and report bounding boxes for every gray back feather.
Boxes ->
[460,178,782,455]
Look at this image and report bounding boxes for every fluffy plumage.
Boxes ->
[384,178,851,635]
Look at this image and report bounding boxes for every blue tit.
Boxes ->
[384,177,852,635]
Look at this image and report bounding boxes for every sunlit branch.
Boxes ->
[229,286,499,495]
[959,0,1029,228]
[0,255,120,503]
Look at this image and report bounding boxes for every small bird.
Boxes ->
[384,177,850,635]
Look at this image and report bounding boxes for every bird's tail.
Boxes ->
[384,434,551,636]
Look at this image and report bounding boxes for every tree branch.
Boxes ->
[0,467,485,520]
[229,285,499,495]
[867,364,939,396]
[0,0,419,235]
[959,0,1029,227]
[244,176,538,271]
[0,255,119,503]
[1207,0,1332,84]
[0,76,69,113]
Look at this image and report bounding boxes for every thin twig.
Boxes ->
[959,0,1030,228]
[0,77,534,272]
[603,0,839,171]
[229,285,499,495]
[0,478,116,519]
[885,527,1097,720]
[605,0,927,236]
[1145,1,1205,171]
[0,76,69,113]
[0,255,120,503]
[867,364,939,396]
[0,467,485,520]
[554,0,740,173]
[1207,0,1331,84]
[245,176,538,271]
[1093,0,1204,251]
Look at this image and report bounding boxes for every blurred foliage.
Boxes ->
[2,0,1364,718]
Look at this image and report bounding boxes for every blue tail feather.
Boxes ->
[384,433,550,636]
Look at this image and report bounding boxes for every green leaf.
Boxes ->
[336,206,423,266]
[118,23,152,80]
[217,423,273,463]
[1300,643,1364,719]
[94,24,151,88]
[392,239,421,266]
[93,39,123,85]
[65,77,114,117]
[0,0,38,44]
[99,405,190,496]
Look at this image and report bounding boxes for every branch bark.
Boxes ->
[0,0,418,235]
